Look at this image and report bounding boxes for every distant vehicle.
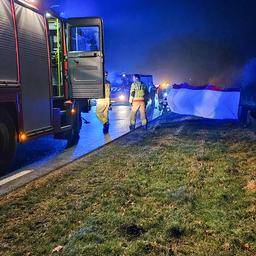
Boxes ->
[238,59,256,124]
[110,73,155,104]
[157,83,171,112]
[0,0,105,171]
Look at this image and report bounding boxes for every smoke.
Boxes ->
[238,58,256,106]
[241,58,256,89]
[139,35,246,86]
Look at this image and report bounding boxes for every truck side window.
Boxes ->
[70,26,100,52]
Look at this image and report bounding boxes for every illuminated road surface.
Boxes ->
[0,104,161,194]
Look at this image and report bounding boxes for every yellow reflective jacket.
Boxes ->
[129,82,147,103]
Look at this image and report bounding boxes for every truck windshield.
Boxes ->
[70,26,100,52]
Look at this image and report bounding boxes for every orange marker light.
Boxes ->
[19,132,27,142]
[160,82,169,89]
[71,108,76,114]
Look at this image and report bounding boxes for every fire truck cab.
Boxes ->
[0,0,105,171]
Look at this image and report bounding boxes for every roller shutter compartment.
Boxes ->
[0,0,18,83]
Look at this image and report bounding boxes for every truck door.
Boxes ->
[66,18,104,99]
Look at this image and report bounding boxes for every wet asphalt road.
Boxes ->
[0,104,161,194]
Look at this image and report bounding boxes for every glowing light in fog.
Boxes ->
[161,83,169,89]
[119,95,125,101]
[46,12,52,18]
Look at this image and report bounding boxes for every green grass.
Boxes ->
[0,121,255,256]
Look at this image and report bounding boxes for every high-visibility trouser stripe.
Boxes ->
[132,99,144,102]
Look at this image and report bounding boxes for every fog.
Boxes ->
[45,0,256,87]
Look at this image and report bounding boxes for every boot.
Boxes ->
[129,125,135,131]
[103,122,109,134]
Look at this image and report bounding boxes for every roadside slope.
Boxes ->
[0,121,255,256]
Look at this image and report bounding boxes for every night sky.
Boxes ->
[46,0,256,85]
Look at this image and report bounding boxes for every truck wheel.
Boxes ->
[0,109,17,173]
[67,109,81,147]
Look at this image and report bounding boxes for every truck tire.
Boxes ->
[0,109,17,173]
[67,109,81,147]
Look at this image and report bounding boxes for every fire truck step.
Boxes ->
[60,125,72,132]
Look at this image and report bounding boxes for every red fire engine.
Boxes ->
[0,0,105,171]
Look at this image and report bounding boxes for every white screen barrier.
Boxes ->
[167,86,240,120]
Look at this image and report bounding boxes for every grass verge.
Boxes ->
[0,120,255,256]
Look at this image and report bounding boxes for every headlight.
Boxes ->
[119,95,125,101]
[164,92,168,97]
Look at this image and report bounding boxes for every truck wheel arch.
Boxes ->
[0,103,19,134]
[0,106,17,172]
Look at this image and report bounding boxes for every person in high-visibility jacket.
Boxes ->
[96,71,111,133]
[129,74,148,130]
